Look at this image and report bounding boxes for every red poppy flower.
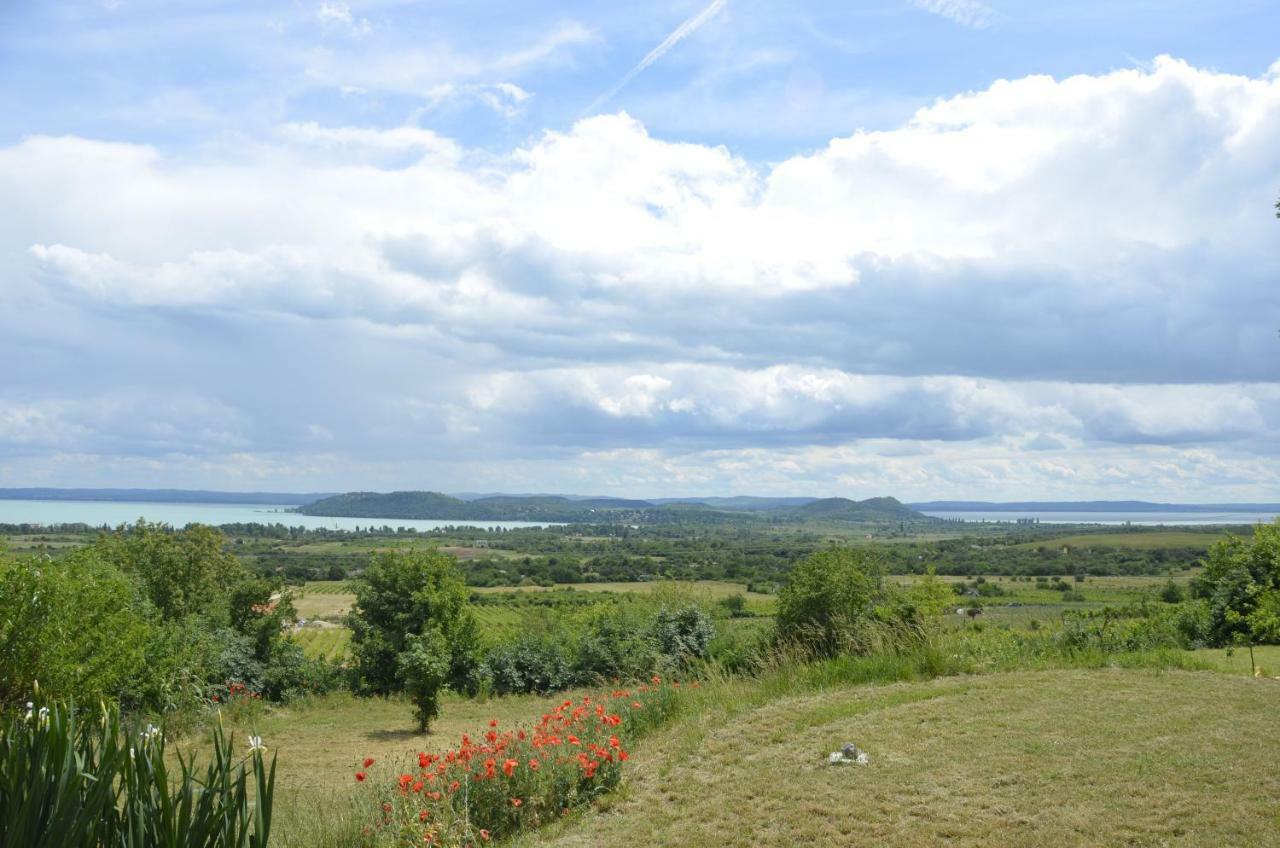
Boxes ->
[355,772,367,782]
[363,757,376,768]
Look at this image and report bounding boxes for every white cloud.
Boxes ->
[316,2,372,37]
[910,0,995,30]
[3,57,1280,496]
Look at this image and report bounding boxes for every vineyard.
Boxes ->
[291,626,352,661]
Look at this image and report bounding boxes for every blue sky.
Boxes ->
[1,0,1279,499]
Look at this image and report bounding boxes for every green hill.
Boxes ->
[790,496,926,522]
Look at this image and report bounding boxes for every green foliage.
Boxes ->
[348,549,479,698]
[0,555,151,710]
[1159,579,1185,603]
[908,567,955,626]
[1191,520,1280,647]
[776,547,916,657]
[397,630,451,732]
[480,635,575,695]
[0,700,275,848]
[87,522,245,622]
[649,604,715,670]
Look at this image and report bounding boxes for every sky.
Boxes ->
[1,0,1279,501]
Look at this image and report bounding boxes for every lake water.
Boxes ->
[920,509,1278,526]
[0,499,557,532]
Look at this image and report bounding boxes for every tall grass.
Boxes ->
[0,700,276,848]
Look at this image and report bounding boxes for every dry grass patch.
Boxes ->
[527,669,1280,848]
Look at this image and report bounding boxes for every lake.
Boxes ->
[919,509,1278,526]
[0,499,558,531]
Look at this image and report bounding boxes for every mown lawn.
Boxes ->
[201,655,1280,848]
[521,669,1280,848]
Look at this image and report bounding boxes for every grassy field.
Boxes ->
[519,669,1280,848]
[1010,531,1224,550]
[203,656,1280,848]
[470,580,773,600]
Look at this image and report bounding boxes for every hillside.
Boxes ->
[523,669,1280,848]
[789,496,925,522]
[298,490,929,524]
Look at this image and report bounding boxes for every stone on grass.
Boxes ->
[828,742,870,765]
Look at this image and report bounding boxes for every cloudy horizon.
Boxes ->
[2,1,1279,502]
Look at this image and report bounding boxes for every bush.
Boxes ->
[776,548,917,657]
[481,636,575,696]
[0,700,275,848]
[574,604,660,683]
[648,604,715,670]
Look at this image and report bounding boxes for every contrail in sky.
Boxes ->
[582,0,728,116]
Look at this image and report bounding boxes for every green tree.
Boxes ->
[0,555,151,708]
[87,522,244,622]
[348,549,479,697]
[776,547,907,656]
[397,629,450,732]
[1192,520,1280,648]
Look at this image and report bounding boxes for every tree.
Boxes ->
[87,522,244,622]
[776,547,904,656]
[348,549,479,698]
[397,629,451,732]
[1191,520,1280,650]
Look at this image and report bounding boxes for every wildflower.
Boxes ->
[419,810,430,823]
[355,771,367,783]
[363,757,376,768]
[511,797,522,807]
[247,735,267,753]
[528,759,540,771]
[489,719,498,727]
[503,758,517,778]
[24,702,33,721]
[479,829,491,842]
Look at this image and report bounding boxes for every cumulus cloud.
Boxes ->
[3,57,1279,496]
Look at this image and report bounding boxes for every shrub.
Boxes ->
[776,548,917,657]
[649,604,715,670]
[574,604,659,683]
[481,636,575,696]
[0,700,275,848]
[1160,579,1185,603]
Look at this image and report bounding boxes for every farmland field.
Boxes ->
[291,626,352,661]
[1009,530,1224,550]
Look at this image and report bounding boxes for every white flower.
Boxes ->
[37,707,49,723]
[247,735,266,754]
[24,702,33,721]
[142,724,162,743]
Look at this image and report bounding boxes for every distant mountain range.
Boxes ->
[0,488,333,506]
[910,500,1280,513]
[4,489,1275,522]
[297,491,925,524]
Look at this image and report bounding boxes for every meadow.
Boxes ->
[6,519,1279,848]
